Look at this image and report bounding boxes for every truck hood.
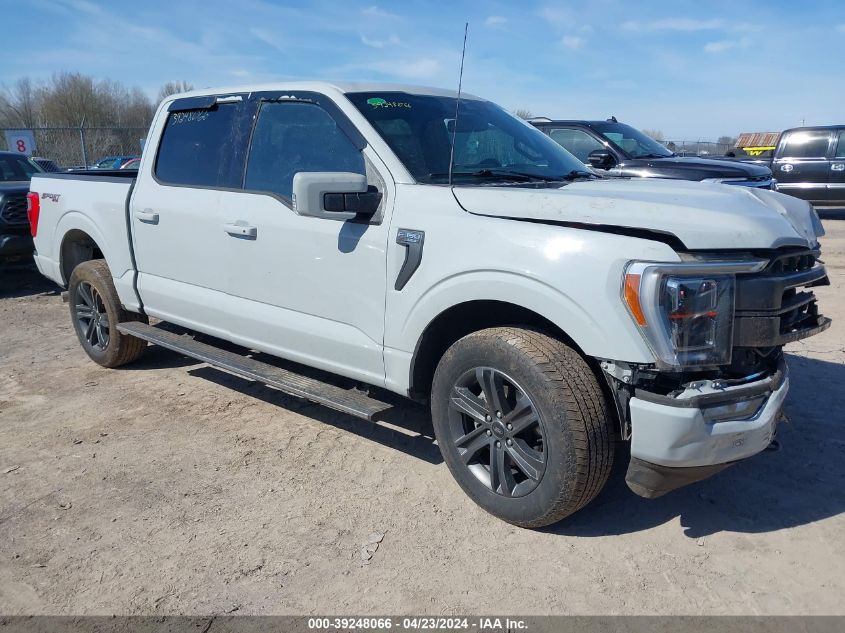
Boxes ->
[452,178,822,250]
[622,156,771,179]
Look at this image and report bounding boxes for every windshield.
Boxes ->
[591,122,674,159]
[347,92,588,184]
[0,154,40,182]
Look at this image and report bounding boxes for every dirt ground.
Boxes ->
[1,217,844,616]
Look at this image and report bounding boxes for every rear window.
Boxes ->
[778,130,831,159]
[155,103,245,187]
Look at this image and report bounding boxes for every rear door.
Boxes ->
[131,95,251,337]
[830,129,845,204]
[216,92,392,386]
[772,129,833,203]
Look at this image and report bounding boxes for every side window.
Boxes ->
[548,128,605,162]
[155,103,244,187]
[835,130,845,159]
[777,130,831,159]
[244,101,365,201]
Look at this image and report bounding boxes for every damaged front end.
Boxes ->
[604,247,830,498]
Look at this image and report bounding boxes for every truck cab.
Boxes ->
[28,82,831,527]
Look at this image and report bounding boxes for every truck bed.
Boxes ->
[30,171,139,310]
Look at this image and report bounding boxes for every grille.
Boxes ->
[767,250,816,274]
[733,249,830,348]
[0,194,28,226]
[723,175,775,190]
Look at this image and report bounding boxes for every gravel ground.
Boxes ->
[1,219,843,616]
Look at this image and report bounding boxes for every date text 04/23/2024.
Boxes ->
[307,617,528,630]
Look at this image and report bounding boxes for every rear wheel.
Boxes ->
[431,327,614,527]
[68,259,147,368]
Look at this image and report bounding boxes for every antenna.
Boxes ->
[448,22,469,187]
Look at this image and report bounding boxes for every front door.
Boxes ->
[772,129,833,203]
[217,93,392,386]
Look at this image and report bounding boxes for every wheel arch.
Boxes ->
[53,210,119,286]
[59,227,106,286]
[407,299,607,408]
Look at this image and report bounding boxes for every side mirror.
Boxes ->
[292,172,382,220]
[587,149,616,170]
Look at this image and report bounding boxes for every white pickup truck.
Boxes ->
[28,82,831,527]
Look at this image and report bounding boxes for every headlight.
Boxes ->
[622,260,766,369]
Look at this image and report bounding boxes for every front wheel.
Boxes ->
[68,259,147,368]
[431,327,614,528]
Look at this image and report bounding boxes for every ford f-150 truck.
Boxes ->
[28,82,831,527]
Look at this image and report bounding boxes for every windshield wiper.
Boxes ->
[560,170,599,181]
[430,169,549,182]
[637,153,670,159]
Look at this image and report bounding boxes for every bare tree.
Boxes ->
[157,80,194,102]
[0,72,158,165]
[642,129,665,142]
[717,135,737,146]
[512,109,534,120]
[0,78,39,127]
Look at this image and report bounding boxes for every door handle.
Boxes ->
[134,208,159,223]
[223,222,257,239]
[832,163,845,171]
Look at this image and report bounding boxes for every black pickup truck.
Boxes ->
[733,125,845,206]
[0,151,41,263]
[531,118,775,190]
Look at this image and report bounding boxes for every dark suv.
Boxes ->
[0,152,41,262]
[531,118,775,189]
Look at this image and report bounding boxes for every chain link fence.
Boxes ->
[1,126,148,169]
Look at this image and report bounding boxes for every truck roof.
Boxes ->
[529,119,623,127]
[780,124,844,134]
[165,81,482,102]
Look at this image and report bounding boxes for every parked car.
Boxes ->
[29,82,830,527]
[29,157,62,173]
[531,118,775,189]
[730,126,845,206]
[89,155,138,170]
[0,151,42,263]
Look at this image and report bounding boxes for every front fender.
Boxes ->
[399,270,655,362]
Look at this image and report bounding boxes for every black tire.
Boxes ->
[68,259,147,368]
[431,327,614,528]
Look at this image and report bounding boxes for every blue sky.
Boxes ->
[3,0,844,138]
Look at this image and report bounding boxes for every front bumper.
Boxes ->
[0,233,33,259]
[625,359,788,498]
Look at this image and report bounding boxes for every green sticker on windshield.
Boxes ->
[366,97,411,109]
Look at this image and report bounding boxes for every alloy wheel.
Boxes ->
[75,281,110,351]
[446,367,547,497]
